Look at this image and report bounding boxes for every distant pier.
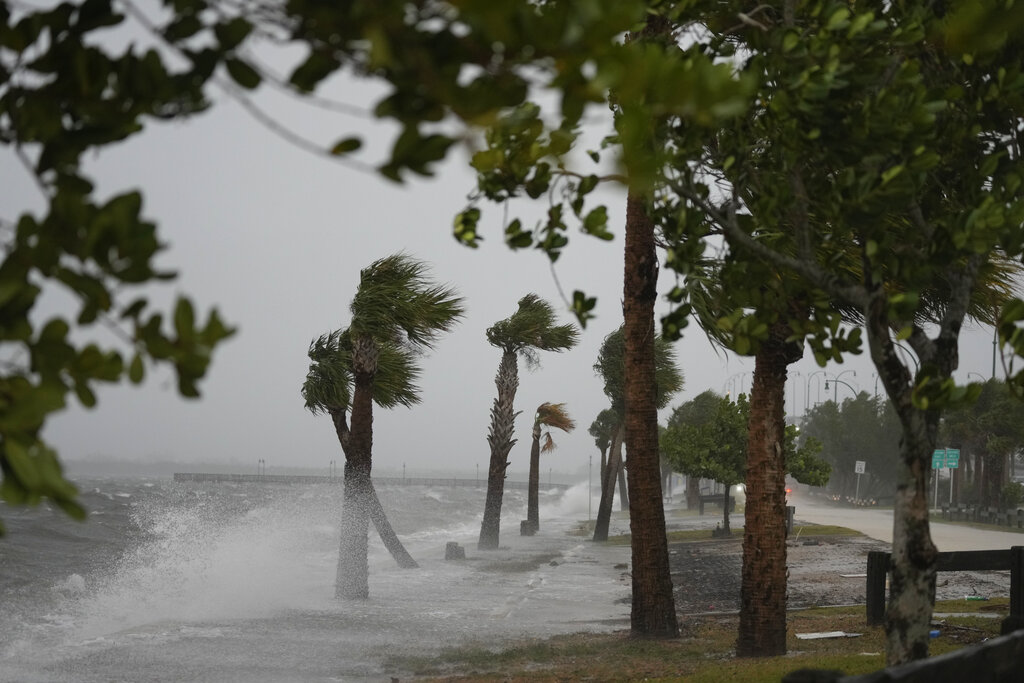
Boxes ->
[172,472,569,492]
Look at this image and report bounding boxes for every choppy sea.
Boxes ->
[0,477,630,682]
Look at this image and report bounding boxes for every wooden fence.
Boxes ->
[865,546,1024,635]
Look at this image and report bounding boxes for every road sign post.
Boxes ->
[854,460,866,501]
[931,448,961,509]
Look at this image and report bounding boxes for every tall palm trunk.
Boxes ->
[331,409,418,569]
[737,329,794,655]
[622,191,678,638]
[593,422,624,542]
[479,349,519,549]
[526,421,541,534]
[336,338,377,599]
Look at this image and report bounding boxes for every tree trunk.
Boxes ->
[622,191,679,638]
[885,412,938,664]
[593,422,624,542]
[617,457,630,511]
[722,484,731,535]
[737,332,795,656]
[479,349,519,550]
[526,421,541,534]
[332,408,418,570]
[366,480,418,568]
[686,475,700,511]
[337,459,371,599]
[335,336,377,599]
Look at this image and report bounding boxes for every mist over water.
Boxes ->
[0,478,628,682]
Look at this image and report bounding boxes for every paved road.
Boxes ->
[793,493,1024,552]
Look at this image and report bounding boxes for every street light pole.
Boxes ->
[806,370,827,411]
[826,369,857,403]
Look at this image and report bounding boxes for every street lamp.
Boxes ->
[824,369,857,403]
[967,371,986,383]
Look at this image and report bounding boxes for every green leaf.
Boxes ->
[128,353,145,383]
[330,137,362,155]
[174,298,195,340]
[5,440,41,490]
[214,17,253,50]
[225,58,261,90]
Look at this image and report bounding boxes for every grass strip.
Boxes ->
[389,599,1008,682]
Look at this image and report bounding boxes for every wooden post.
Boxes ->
[1002,546,1024,635]
[866,551,890,626]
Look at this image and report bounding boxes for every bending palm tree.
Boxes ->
[591,326,683,543]
[303,330,421,570]
[304,254,464,599]
[523,402,575,535]
[478,294,578,550]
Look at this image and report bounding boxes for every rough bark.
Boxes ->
[479,349,519,550]
[593,422,624,542]
[622,191,679,638]
[737,329,798,656]
[526,420,541,534]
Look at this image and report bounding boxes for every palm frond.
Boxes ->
[350,253,466,351]
[541,432,557,453]
[594,326,684,413]
[589,407,620,451]
[536,402,576,433]
[487,293,580,356]
[302,330,353,415]
[301,327,422,414]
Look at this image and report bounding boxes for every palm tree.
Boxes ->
[478,294,578,550]
[303,330,422,570]
[523,402,575,535]
[591,325,683,543]
[305,254,464,599]
[589,408,618,484]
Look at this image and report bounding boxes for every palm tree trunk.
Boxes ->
[622,190,678,638]
[332,408,418,569]
[337,459,371,599]
[593,422,624,542]
[479,349,519,550]
[526,421,541,534]
[336,336,376,599]
[737,333,792,655]
[366,480,418,568]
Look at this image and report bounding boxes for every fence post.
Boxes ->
[866,551,890,626]
[1002,546,1024,635]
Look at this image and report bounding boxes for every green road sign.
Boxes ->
[932,448,961,469]
[946,448,960,469]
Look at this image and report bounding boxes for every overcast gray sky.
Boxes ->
[4,29,1007,482]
